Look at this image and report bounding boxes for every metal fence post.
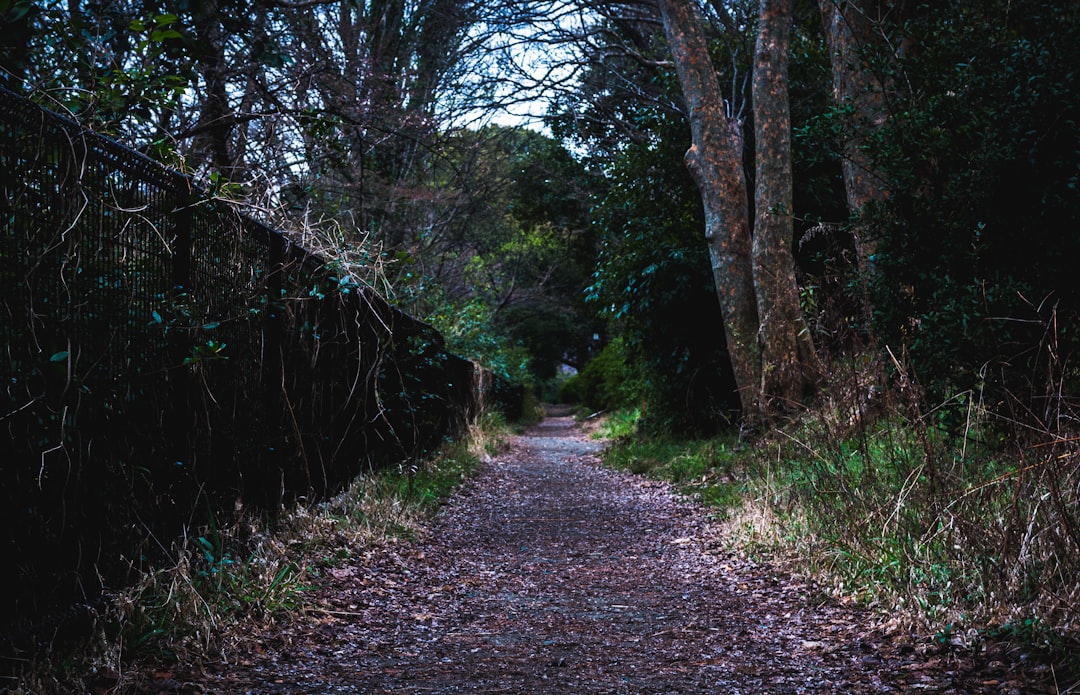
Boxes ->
[168,190,194,466]
[266,227,285,421]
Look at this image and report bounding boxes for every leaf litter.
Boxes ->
[153,414,1058,694]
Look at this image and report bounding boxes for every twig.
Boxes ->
[308,607,367,618]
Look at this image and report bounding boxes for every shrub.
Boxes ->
[560,337,637,411]
[866,0,1080,430]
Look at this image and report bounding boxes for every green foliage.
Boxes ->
[560,337,637,412]
[555,5,839,434]
[583,113,740,433]
[593,407,641,439]
[789,1,850,236]
[557,52,743,429]
[865,0,1080,423]
[463,220,586,383]
[426,296,532,387]
[602,431,749,518]
[518,387,545,426]
[9,3,194,132]
[183,338,228,365]
[381,441,482,514]
[396,126,598,389]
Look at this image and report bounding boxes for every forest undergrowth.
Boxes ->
[6,412,512,695]
[598,355,1080,683]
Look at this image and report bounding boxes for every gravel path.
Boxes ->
[174,414,1050,694]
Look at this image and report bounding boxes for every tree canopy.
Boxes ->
[3,0,1078,430]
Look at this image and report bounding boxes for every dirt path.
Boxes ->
[175,414,1047,694]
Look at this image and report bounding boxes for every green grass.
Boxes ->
[380,441,482,513]
[600,414,751,518]
[597,403,1080,674]
[591,406,640,439]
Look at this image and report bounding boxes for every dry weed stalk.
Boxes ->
[236,182,394,300]
[718,345,1080,655]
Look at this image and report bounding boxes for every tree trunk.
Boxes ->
[820,0,895,211]
[820,0,894,293]
[657,0,762,420]
[752,0,822,407]
[191,0,240,180]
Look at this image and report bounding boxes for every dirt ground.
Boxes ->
[154,411,1058,694]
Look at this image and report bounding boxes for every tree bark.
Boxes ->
[820,0,894,281]
[191,0,241,180]
[820,0,893,207]
[752,0,822,407]
[657,0,762,420]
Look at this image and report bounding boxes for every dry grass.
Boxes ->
[595,347,1079,674]
[216,175,397,302]
[716,358,1080,664]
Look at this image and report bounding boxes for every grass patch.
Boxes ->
[601,414,752,519]
[591,407,641,440]
[743,403,1080,679]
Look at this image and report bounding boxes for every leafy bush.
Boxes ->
[426,297,533,387]
[560,337,637,411]
[582,107,740,434]
[867,0,1080,427]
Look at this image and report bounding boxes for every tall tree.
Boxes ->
[818,0,911,318]
[550,9,746,433]
[658,0,821,419]
[752,0,821,407]
[189,0,241,179]
[820,1,887,216]
[657,0,762,418]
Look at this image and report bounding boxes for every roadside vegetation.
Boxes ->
[554,0,1080,674]
[592,373,1080,678]
[9,413,511,695]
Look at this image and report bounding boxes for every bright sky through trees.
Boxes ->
[446,1,593,131]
